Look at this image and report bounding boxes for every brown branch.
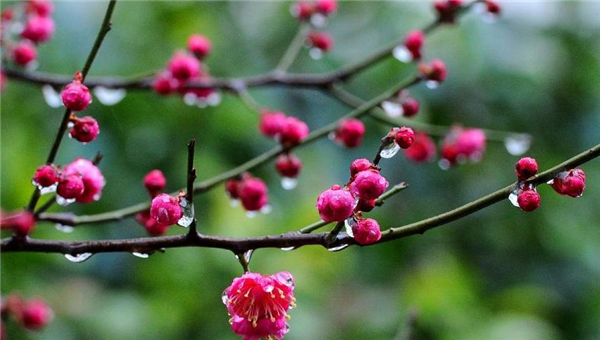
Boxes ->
[4,143,598,255]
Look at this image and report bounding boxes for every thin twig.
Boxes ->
[5,142,597,254]
[275,24,310,73]
[25,0,118,212]
[186,139,198,236]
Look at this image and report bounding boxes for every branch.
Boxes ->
[275,24,310,73]
[5,142,598,255]
[38,75,423,226]
[25,0,118,212]
[3,1,480,92]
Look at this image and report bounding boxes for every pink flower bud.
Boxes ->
[21,15,54,43]
[292,1,315,21]
[136,211,169,236]
[239,177,269,211]
[259,110,287,138]
[562,169,586,198]
[455,128,486,157]
[0,211,36,236]
[153,71,178,95]
[33,164,59,187]
[335,118,365,148]
[187,34,211,59]
[11,41,37,66]
[394,126,415,149]
[276,153,303,178]
[307,31,333,52]
[279,116,309,145]
[225,179,240,199]
[441,142,460,165]
[316,185,355,222]
[350,158,373,177]
[144,170,167,195]
[517,189,540,212]
[69,116,99,143]
[316,0,338,16]
[352,218,381,245]
[2,8,14,22]
[150,194,183,226]
[225,272,295,339]
[57,173,85,199]
[404,30,424,60]
[26,0,54,17]
[401,97,420,117]
[404,132,436,162]
[419,59,448,82]
[434,0,463,23]
[61,73,92,111]
[20,299,53,330]
[352,169,388,201]
[485,0,501,15]
[167,52,200,81]
[64,158,106,203]
[515,157,538,181]
[355,198,376,213]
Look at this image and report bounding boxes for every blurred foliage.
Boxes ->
[1,1,600,339]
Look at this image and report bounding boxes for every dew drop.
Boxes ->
[310,13,327,27]
[55,224,74,233]
[221,289,229,305]
[93,86,126,106]
[328,131,337,141]
[546,179,554,185]
[243,249,254,263]
[438,159,451,170]
[392,45,412,63]
[508,189,520,207]
[132,252,150,258]
[25,60,39,72]
[280,246,296,251]
[246,211,258,218]
[39,184,57,195]
[183,93,198,106]
[327,244,349,252]
[177,199,194,228]
[425,80,440,89]
[344,217,357,238]
[281,177,298,190]
[206,92,222,106]
[42,85,62,108]
[380,142,401,159]
[260,205,272,214]
[381,100,404,117]
[64,253,93,263]
[229,198,240,207]
[309,48,323,60]
[504,134,532,156]
[56,195,76,206]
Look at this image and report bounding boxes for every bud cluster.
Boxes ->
[226,173,270,213]
[1,293,53,336]
[135,169,175,236]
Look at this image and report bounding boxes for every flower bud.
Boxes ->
[33,164,59,187]
[69,116,99,143]
[316,185,355,222]
[153,71,178,95]
[21,15,55,43]
[144,170,167,195]
[517,189,540,212]
[187,34,211,59]
[352,169,388,201]
[61,72,92,111]
[307,31,333,52]
[350,158,373,178]
[334,118,365,148]
[0,211,36,236]
[11,41,37,66]
[259,110,287,139]
[64,158,106,203]
[404,132,436,162]
[515,157,538,181]
[404,30,424,60]
[238,177,269,211]
[57,173,85,199]
[316,0,338,16]
[279,117,309,145]
[352,218,381,245]
[20,299,53,330]
[401,97,420,117]
[394,126,415,149]
[150,194,183,226]
[167,52,200,81]
[276,154,302,178]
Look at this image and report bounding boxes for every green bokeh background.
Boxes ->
[2,1,600,339]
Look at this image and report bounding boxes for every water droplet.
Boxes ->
[425,80,440,89]
[280,246,296,251]
[64,253,93,263]
[260,204,272,214]
[310,13,327,27]
[263,284,275,293]
[39,184,57,195]
[508,188,520,207]
[55,224,74,233]
[274,272,294,287]
[42,85,62,108]
[246,211,258,218]
[183,93,198,106]
[281,177,298,190]
[229,198,240,207]
[221,289,229,305]
[25,60,39,72]
[438,159,451,170]
[380,142,401,159]
[381,100,404,117]
[93,86,126,106]
[243,249,254,263]
[546,179,554,185]
[344,217,357,237]
[206,92,222,106]
[132,252,150,258]
[177,198,194,227]
[392,45,412,63]
[327,243,349,252]
[504,134,532,156]
[56,195,76,206]
[328,131,337,141]
[309,48,323,60]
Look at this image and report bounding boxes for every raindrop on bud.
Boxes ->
[93,86,126,106]
[327,243,349,252]
[426,80,440,89]
[42,85,62,108]
[381,100,404,117]
[309,48,324,60]
[132,252,150,258]
[56,195,76,206]
[392,45,412,63]
[64,253,93,263]
[281,177,298,190]
[380,142,401,159]
[504,134,532,156]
